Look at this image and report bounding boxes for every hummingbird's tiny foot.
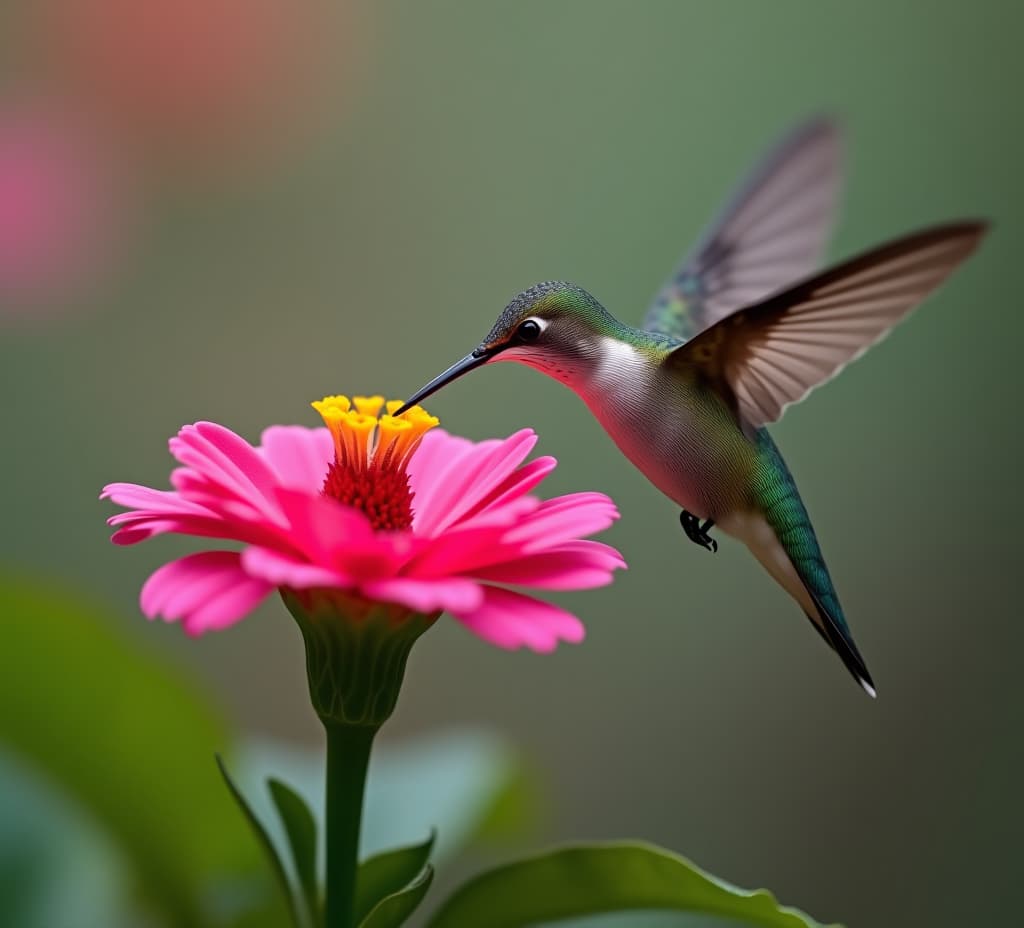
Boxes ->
[679,511,718,553]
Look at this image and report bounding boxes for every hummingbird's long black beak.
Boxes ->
[395,346,496,414]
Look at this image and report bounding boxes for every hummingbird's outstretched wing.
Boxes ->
[642,117,843,342]
[668,222,987,430]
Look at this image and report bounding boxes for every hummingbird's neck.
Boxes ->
[558,316,671,403]
[591,311,680,356]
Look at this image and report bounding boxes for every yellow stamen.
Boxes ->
[312,394,439,474]
[353,395,385,417]
[312,405,347,460]
[376,416,414,468]
[380,414,437,468]
[313,395,351,414]
[341,411,377,469]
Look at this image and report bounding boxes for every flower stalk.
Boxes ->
[282,588,438,926]
[324,721,375,928]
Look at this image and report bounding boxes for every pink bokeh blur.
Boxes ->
[0,0,347,315]
[37,0,342,172]
[0,99,121,310]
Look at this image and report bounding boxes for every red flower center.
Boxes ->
[322,461,414,531]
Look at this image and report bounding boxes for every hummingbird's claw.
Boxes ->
[679,511,718,553]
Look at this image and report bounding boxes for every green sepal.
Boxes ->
[282,589,437,727]
[215,756,304,928]
[358,864,434,928]
[424,841,841,928]
[268,778,321,928]
[354,831,436,925]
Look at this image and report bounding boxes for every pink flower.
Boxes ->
[102,395,625,651]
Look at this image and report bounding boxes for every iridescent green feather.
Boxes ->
[752,430,849,638]
[753,430,874,695]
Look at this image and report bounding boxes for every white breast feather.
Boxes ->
[591,338,649,395]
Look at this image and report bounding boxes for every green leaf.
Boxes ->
[217,758,304,928]
[354,831,435,926]
[359,864,434,928]
[0,748,126,928]
[0,574,273,926]
[268,778,321,928]
[464,759,539,847]
[424,842,841,928]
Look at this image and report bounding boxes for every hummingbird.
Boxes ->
[398,118,987,696]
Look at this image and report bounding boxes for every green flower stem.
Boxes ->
[325,721,377,928]
[281,589,439,927]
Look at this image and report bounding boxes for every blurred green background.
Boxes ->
[1,1,1020,926]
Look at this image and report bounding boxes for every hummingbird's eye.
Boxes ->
[516,319,542,342]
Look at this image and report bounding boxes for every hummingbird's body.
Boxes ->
[400,119,987,695]
[500,286,853,673]
[574,326,752,522]
[586,347,838,654]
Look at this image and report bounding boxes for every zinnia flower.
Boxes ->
[102,396,625,652]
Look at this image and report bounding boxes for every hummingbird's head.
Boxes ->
[398,281,615,411]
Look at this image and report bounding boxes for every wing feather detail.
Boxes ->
[668,222,988,429]
[643,117,843,341]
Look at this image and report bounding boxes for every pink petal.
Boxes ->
[259,425,333,492]
[405,507,622,582]
[241,546,350,589]
[169,422,283,522]
[140,551,272,635]
[102,482,234,545]
[452,456,557,527]
[100,482,207,513]
[406,433,482,535]
[108,513,226,545]
[413,429,538,535]
[409,431,526,536]
[402,523,515,578]
[106,507,286,550]
[404,497,620,580]
[413,495,544,553]
[193,422,283,500]
[405,429,475,497]
[504,492,620,551]
[274,489,417,578]
[109,526,167,545]
[361,576,483,615]
[170,468,259,511]
[452,586,586,652]
[470,540,626,589]
[274,488,372,558]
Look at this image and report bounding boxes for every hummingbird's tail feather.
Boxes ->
[806,588,875,698]
[728,430,876,696]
